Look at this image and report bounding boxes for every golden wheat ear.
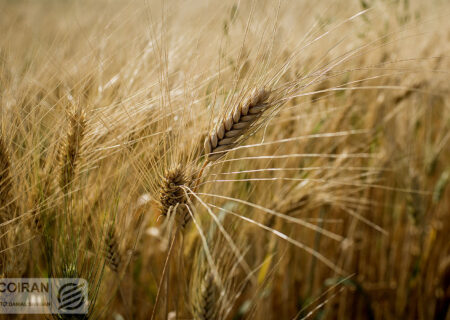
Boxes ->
[204,87,271,162]
[199,273,218,320]
[104,225,122,273]
[158,164,195,228]
[58,108,87,192]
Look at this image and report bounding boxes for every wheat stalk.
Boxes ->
[204,87,271,162]
[157,87,273,229]
[162,87,273,230]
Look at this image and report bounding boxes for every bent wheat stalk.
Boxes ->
[158,87,274,229]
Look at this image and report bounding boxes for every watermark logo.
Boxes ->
[57,281,86,312]
[0,278,88,314]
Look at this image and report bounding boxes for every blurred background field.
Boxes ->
[0,0,449,319]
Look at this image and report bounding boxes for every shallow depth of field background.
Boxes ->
[0,0,449,319]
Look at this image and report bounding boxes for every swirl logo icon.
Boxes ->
[55,279,88,314]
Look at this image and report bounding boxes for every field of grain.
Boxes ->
[0,0,449,319]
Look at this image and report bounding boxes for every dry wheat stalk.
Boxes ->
[59,108,87,192]
[204,87,271,162]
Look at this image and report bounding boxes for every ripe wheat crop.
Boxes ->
[0,0,449,319]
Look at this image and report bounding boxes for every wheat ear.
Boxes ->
[59,108,87,192]
[158,165,194,228]
[204,87,271,162]
[104,225,122,273]
[196,274,217,320]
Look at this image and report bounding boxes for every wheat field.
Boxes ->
[0,0,449,319]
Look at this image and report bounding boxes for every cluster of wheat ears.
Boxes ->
[0,0,449,319]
